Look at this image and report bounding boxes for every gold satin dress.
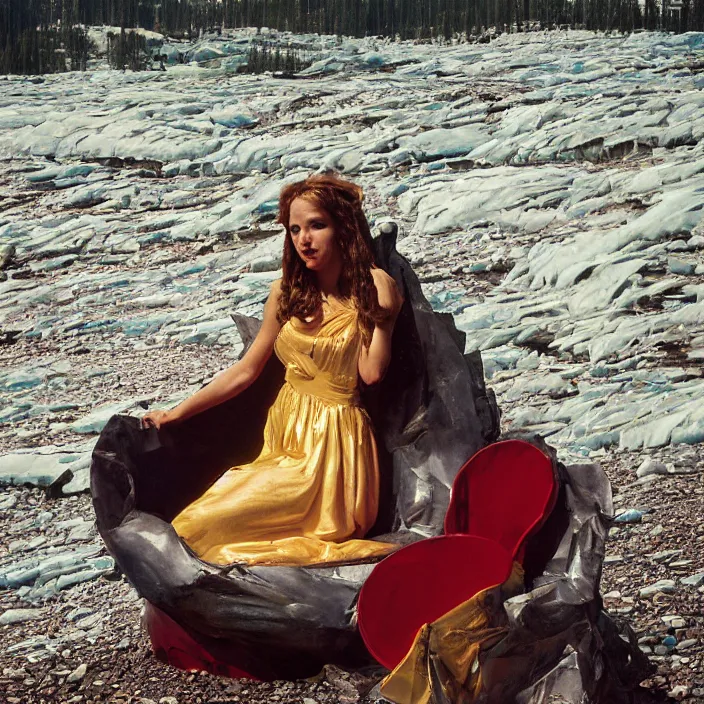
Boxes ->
[172,298,396,567]
[379,563,525,704]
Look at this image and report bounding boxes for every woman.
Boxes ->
[141,174,403,567]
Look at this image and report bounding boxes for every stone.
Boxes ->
[614,509,643,523]
[681,571,704,587]
[636,458,668,478]
[639,579,677,597]
[66,663,87,683]
[0,453,74,490]
[648,550,682,563]
[0,244,15,268]
[56,566,111,592]
[69,400,142,434]
[0,608,44,625]
[74,613,102,631]
[668,257,696,275]
[66,607,93,622]
[3,667,28,679]
[0,494,18,510]
[667,685,689,699]
[67,520,96,542]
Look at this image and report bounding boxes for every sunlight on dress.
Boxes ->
[172,298,396,566]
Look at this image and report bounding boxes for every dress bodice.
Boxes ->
[274,299,362,405]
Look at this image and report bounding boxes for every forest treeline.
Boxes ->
[2,0,704,75]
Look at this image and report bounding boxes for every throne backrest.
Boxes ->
[444,439,556,561]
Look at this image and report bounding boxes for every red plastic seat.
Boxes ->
[444,439,556,561]
[143,603,255,680]
[357,535,513,671]
[358,440,557,670]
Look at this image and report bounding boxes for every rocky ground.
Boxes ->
[2,26,704,704]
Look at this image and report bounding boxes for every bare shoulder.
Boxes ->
[261,278,283,325]
[268,278,283,301]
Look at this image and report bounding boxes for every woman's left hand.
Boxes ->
[372,268,404,321]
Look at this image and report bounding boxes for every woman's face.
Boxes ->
[288,197,340,273]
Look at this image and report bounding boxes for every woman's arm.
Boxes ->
[142,280,283,429]
[358,269,403,386]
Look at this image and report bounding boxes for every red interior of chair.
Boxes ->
[444,439,556,561]
[143,602,256,680]
[357,534,513,671]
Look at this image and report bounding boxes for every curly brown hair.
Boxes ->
[276,174,383,347]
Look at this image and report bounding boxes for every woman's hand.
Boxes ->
[372,268,404,322]
[141,409,175,430]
